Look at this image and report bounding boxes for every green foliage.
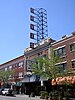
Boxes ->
[40,91,48,99]
[0,69,14,84]
[32,49,75,86]
[32,49,61,80]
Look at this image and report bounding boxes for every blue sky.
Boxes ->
[0,0,75,64]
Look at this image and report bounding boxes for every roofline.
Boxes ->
[24,42,50,56]
[51,34,75,46]
[0,54,24,66]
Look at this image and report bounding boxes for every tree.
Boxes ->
[32,49,75,99]
[32,49,75,85]
[0,69,14,87]
[32,49,61,80]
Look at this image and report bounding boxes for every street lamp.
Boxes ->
[26,70,32,97]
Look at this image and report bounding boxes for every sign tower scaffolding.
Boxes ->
[30,8,48,48]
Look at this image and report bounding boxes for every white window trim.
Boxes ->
[55,61,67,66]
[18,72,23,78]
[54,45,66,50]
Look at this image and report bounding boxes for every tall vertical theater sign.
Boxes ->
[30,8,48,49]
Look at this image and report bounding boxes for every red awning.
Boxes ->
[51,76,75,85]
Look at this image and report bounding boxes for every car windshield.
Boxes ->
[4,89,9,91]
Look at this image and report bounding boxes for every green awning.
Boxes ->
[15,82,22,86]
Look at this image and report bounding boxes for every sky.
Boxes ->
[0,0,75,64]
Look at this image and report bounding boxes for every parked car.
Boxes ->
[6,89,15,96]
[0,88,4,95]
[2,88,10,95]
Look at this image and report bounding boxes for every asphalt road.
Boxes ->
[0,95,40,100]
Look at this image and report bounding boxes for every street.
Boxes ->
[0,95,41,100]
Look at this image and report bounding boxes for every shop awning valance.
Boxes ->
[52,76,75,85]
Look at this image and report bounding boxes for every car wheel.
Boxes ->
[5,93,7,96]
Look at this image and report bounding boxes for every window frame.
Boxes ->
[18,61,23,68]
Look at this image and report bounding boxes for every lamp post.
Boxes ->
[26,70,32,97]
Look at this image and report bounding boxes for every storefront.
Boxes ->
[21,74,51,96]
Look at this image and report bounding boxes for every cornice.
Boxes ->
[24,42,50,56]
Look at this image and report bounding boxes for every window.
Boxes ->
[70,44,75,51]
[13,64,17,68]
[55,47,66,57]
[72,61,75,68]
[9,75,12,79]
[9,66,12,70]
[54,50,58,56]
[18,72,23,78]
[5,67,7,71]
[59,49,63,56]
[58,47,66,57]
[18,61,23,67]
[57,63,67,72]
[27,60,32,70]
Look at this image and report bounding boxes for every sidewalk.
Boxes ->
[16,94,41,100]
[16,94,75,100]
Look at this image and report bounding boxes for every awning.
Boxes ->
[21,74,36,83]
[21,74,48,83]
[52,76,75,85]
[15,82,22,86]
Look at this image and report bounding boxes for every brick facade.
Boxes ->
[0,55,25,85]
[52,33,75,70]
[0,34,75,86]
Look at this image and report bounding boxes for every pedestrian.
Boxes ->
[19,88,21,94]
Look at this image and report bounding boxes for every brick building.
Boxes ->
[23,33,75,94]
[52,32,75,71]
[23,38,55,95]
[0,55,25,89]
[24,32,75,74]
[0,32,75,94]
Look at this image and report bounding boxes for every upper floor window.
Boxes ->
[72,61,75,68]
[9,66,12,70]
[55,47,66,57]
[56,63,67,73]
[18,72,23,78]
[27,60,33,70]
[5,67,7,71]
[70,43,75,52]
[13,64,17,69]
[9,75,12,79]
[18,61,23,67]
